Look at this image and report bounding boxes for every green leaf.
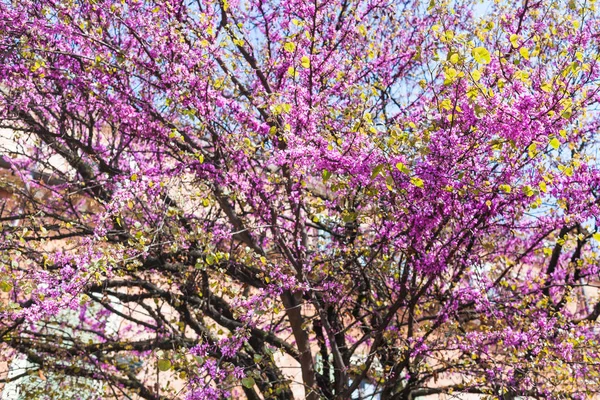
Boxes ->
[253,354,263,363]
[342,212,357,223]
[371,164,384,179]
[322,169,332,182]
[385,175,394,191]
[472,47,491,64]
[157,359,171,371]
[241,377,255,389]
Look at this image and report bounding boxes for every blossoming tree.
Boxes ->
[1,0,600,398]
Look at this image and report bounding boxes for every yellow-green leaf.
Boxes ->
[549,138,560,149]
[0,281,12,293]
[519,47,530,60]
[284,42,296,52]
[472,47,491,64]
[395,162,410,174]
[564,167,573,177]
[539,181,547,193]
[514,70,530,82]
[528,143,538,158]
[444,67,459,83]
[157,359,171,371]
[287,66,297,77]
[301,55,310,68]
[540,82,552,92]
[499,184,511,193]
[410,177,424,188]
[241,377,256,389]
[593,233,600,241]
